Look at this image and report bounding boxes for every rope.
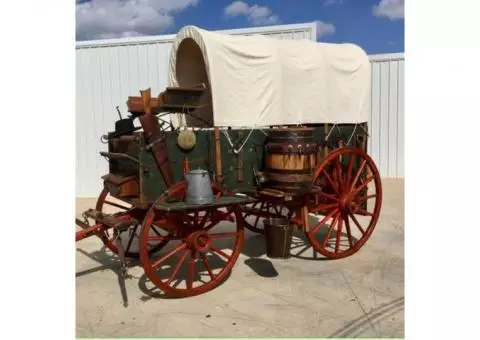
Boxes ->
[358,123,370,137]
[325,123,337,141]
[222,128,255,154]
[345,123,358,146]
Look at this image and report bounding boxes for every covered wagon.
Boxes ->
[75,26,382,301]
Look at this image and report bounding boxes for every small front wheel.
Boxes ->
[139,181,245,297]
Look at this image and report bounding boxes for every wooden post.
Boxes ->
[236,151,244,182]
[214,127,223,183]
[301,205,310,232]
[236,131,244,182]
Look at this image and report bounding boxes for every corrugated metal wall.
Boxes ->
[368,53,405,179]
[76,23,317,197]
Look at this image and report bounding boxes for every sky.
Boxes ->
[76,0,404,55]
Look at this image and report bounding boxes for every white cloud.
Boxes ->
[224,1,280,26]
[76,0,199,40]
[315,20,336,39]
[324,0,344,6]
[372,0,404,20]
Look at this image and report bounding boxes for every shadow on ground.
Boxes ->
[75,225,342,301]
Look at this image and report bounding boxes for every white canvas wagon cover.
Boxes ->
[168,26,371,128]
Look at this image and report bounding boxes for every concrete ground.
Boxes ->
[76,179,404,338]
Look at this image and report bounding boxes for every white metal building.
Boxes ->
[76,22,404,197]
[368,53,405,179]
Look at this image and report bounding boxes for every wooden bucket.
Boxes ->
[264,127,317,194]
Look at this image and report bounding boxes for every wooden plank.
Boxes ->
[154,195,257,211]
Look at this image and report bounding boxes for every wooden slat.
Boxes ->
[154,196,257,212]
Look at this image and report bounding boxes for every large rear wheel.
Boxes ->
[305,147,382,259]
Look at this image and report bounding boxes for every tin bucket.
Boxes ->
[263,218,294,259]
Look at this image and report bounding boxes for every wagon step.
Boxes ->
[76,209,138,242]
[82,209,138,230]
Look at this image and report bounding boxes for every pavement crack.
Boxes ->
[339,269,379,337]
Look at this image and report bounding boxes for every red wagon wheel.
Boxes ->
[242,200,285,234]
[93,188,169,258]
[305,147,382,259]
[139,181,245,298]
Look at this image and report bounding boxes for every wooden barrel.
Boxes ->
[264,127,317,194]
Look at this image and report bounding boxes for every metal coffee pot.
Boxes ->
[185,169,214,205]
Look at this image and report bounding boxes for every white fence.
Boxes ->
[75,23,404,197]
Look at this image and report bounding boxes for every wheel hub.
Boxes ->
[187,231,212,253]
[339,195,352,213]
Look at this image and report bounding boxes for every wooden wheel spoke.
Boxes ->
[349,159,367,192]
[322,170,340,195]
[344,216,354,248]
[351,205,374,216]
[210,245,232,260]
[349,213,366,235]
[350,176,374,197]
[334,157,343,189]
[335,217,344,253]
[355,194,377,203]
[321,214,339,248]
[200,253,215,280]
[203,211,224,231]
[243,202,259,218]
[209,232,241,239]
[311,208,339,234]
[165,249,189,285]
[187,253,196,290]
[152,243,187,268]
[252,202,266,227]
[345,153,356,192]
[203,218,222,232]
[311,203,339,214]
[317,191,339,202]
